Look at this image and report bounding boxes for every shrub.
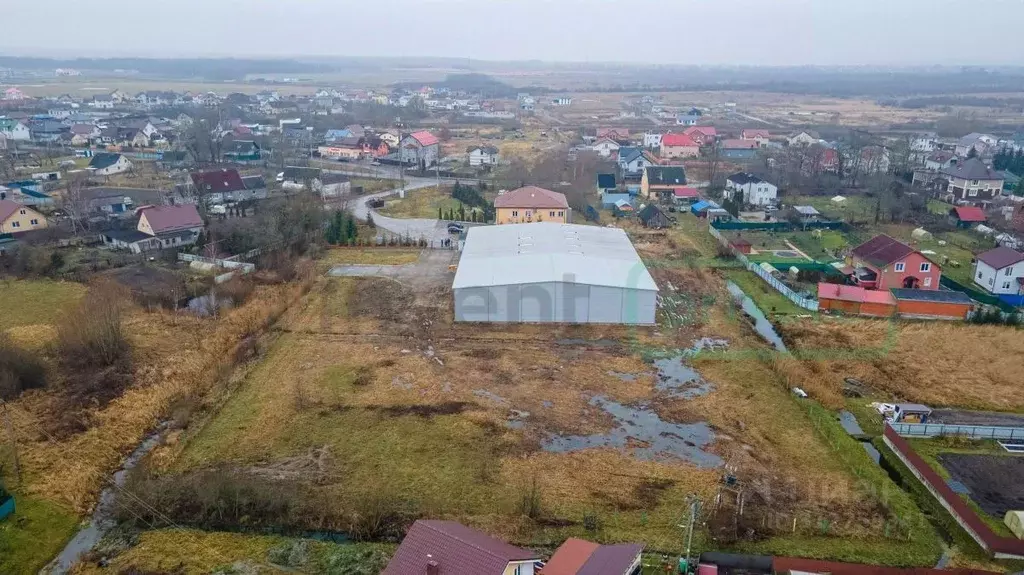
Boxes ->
[218,277,257,307]
[55,281,131,371]
[0,334,47,399]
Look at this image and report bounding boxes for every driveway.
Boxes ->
[349,179,450,244]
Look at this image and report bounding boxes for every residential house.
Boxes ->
[29,119,68,143]
[551,97,572,106]
[103,204,204,253]
[637,204,671,229]
[591,137,620,158]
[719,139,759,160]
[801,145,839,176]
[682,126,716,147]
[378,130,400,147]
[69,123,99,145]
[660,133,699,159]
[673,186,700,205]
[859,145,891,174]
[0,119,30,141]
[279,166,350,197]
[468,146,499,166]
[383,520,540,575]
[493,186,569,224]
[190,168,248,204]
[741,129,771,146]
[0,199,47,233]
[676,114,701,126]
[910,132,939,154]
[3,88,25,100]
[940,158,1004,205]
[848,234,941,290]
[949,206,986,228]
[725,173,777,207]
[788,131,821,147]
[817,283,897,317]
[596,127,630,140]
[617,148,655,178]
[973,246,1024,295]
[924,150,957,171]
[954,133,997,158]
[88,153,132,176]
[642,132,663,149]
[641,166,687,200]
[540,538,643,575]
[223,139,262,162]
[90,94,115,109]
[319,138,364,161]
[324,128,354,142]
[399,130,440,167]
[158,150,195,169]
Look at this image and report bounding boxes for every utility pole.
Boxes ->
[679,497,700,574]
[1,400,20,486]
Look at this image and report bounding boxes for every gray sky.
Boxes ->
[2,0,1022,65]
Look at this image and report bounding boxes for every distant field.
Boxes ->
[15,79,320,98]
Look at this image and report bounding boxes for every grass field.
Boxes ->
[721,269,807,316]
[74,529,394,575]
[0,495,80,575]
[318,247,422,269]
[378,186,483,220]
[779,318,1024,411]
[350,178,400,194]
[0,280,86,331]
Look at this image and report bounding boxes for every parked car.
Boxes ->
[447,223,465,234]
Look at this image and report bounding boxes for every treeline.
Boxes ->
[993,149,1024,193]
[444,182,494,222]
[325,210,360,245]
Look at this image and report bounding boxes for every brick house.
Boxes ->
[940,158,1004,205]
[847,234,941,291]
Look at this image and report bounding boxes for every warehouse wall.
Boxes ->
[454,283,656,324]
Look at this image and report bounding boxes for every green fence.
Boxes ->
[939,276,1018,313]
[711,220,846,232]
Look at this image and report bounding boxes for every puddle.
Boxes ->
[838,410,865,435]
[652,357,714,399]
[542,400,553,408]
[507,409,530,429]
[473,389,507,404]
[608,371,639,382]
[186,293,234,316]
[725,281,787,351]
[543,395,722,467]
[862,442,881,464]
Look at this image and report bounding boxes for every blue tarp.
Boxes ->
[691,200,718,215]
[998,294,1024,307]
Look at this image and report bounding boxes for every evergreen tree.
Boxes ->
[344,213,358,242]
[438,206,443,220]
[366,212,376,229]
[458,203,466,221]
[967,146,978,159]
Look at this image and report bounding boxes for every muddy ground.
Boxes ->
[937,454,1024,518]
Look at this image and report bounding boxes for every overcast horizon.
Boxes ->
[2,0,1023,67]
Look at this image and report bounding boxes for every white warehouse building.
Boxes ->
[452,223,659,324]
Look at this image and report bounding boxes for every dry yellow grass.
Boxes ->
[779,318,1024,411]
[318,247,422,268]
[7,272,315,513]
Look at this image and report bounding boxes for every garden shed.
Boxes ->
[452,223,658,324]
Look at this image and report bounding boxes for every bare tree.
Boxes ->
[62,172,90,235]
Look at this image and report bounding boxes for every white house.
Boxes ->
[642,132,663,149]
[550,97,572,106]
[0,119,31,141]
[468,146,499,166]
[591,137,620,158]
[619,148,655,178]
[88,153,132,176]
[788,131,820,147]
[910,132,938,153]
[973,246,1024,295]
[725,172,778,207]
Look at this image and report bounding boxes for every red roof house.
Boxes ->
[408,130,439,147]
[383,520,539,575]
[741,129,770,140]
[849,234,941,291]
[683,126,717,145]
[817,282,897,317]
[540,538,643,575]
[137,205,203,235]
[660,133,700,159]
[190,168,246,194]
[673,186,700,200]
[950,206,987,227]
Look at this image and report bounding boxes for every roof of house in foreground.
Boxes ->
[851,234,917,267]
[541,538,644,575]
[453,222,658,291]
[382,520,538,575]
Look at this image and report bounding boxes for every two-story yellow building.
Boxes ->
[493,186,569,224]
[0,199,47,233]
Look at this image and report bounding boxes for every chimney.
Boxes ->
[426,560,440,575]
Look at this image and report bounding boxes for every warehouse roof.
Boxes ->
[453,222,658,291]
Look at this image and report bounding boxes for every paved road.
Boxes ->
[350,179,453,244]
